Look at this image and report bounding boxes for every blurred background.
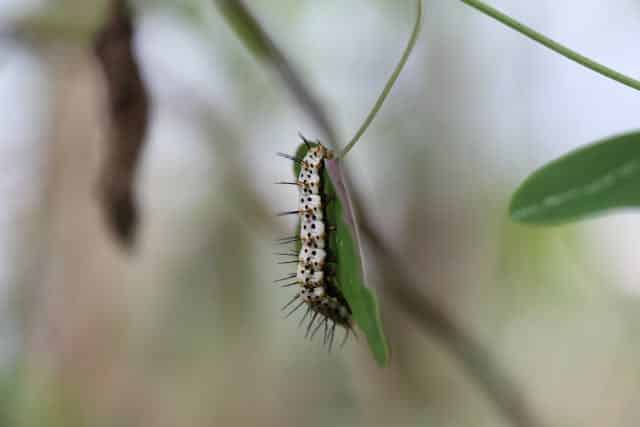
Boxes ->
[1,0,640,426]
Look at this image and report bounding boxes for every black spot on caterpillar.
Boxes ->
[275,135,355,350]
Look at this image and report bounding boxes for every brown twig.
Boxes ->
[94,0,149,247]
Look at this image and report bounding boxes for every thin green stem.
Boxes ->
[459,0,640,92]
[340,0,422,159]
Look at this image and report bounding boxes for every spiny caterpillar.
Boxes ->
[276,136,355,350]
[268,0,419,365]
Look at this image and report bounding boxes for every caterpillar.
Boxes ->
[275,135,355,350]
[268,0,420,365]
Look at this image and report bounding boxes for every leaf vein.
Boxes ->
[512,158,640,220]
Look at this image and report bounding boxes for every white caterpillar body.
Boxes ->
[278,141,354,346]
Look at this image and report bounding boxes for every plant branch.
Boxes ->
[459,0,640,92]
[340,0,422,158]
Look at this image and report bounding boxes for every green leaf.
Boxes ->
[324,160,390,366]
[294,143,390,366]
[510,130,640,224]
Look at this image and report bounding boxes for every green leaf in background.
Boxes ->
[294,143,390,366]
[510,130,640,224]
